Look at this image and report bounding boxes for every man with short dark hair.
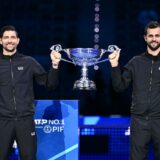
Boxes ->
[109,21,160,160]
[0,25,61,160]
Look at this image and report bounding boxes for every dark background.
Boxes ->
[0,0,160,116]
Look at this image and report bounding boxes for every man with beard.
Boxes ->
[0,25,61,160]
[108,21,160,160]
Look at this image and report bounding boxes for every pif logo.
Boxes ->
[43,125,52,133]
[43,125,64,134]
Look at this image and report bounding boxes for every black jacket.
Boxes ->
[0,52,59,119]
[111,52,160,118]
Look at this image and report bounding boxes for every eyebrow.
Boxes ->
[3,35,18,38]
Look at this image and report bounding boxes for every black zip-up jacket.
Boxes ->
[111,52,160,119]
[0,52,59,119]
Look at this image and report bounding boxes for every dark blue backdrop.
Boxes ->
[0,0,160,116]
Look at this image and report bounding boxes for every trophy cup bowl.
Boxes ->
[68,48,101,66]
[50,45,120,90]
[66,48,104,90]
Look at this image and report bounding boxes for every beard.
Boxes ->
[147,41,160,51]
[3,44,17,53]
[3,47,16,52]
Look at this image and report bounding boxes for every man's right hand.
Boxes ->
[108,49,121,67]
[50,50,61,69]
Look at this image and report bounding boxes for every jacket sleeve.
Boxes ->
[32,58,59,90]
[46,68,59,90]
[110,62,132,92]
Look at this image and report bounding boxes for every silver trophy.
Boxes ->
[50,44,120,90]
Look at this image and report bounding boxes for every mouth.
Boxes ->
[150,42,158,46]
[151,41,157,43]
[7,44,14,47]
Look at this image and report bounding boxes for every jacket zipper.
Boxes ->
[149,60,154,92]
[147,60,154,118]
[10,58,17,111]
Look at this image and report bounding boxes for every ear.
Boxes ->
[0,38,2,45]
[17,38,20,45]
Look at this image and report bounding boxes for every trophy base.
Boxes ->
[73,80,96,90]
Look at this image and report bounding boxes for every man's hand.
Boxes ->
[108,49,121,67]
[50,50,61,69]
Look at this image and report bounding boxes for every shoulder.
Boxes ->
[17,53,39,64]
[124,53,144,70]
[128,53,145,64]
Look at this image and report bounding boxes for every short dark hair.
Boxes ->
[144,21,160,35]
[0,25,19,38]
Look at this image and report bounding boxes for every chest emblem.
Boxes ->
[17,66,24,71]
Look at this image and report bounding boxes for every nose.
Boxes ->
[153,38,156,41]
[8,37,13,42]
[152,36,157,41]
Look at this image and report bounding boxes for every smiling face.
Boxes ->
[0,30,20,55]
[144,27,160,52]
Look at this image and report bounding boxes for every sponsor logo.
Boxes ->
[17,66,24,71]
[31,132,36,136]
[35,119,65,134]
[43,125,52,134]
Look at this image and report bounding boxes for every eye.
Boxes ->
[2,36,9,39]
[11,36,17,39]
[148,35,153,38]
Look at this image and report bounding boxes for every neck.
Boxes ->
[147,48,160,56]
[3,49,16,56]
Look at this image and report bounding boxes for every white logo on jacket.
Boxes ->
[31,132,35,136]
[17,66,24,70]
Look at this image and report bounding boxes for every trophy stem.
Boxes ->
[81,62,88,81]
[73,62,96,90]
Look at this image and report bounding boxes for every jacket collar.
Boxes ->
[144,51,160,61]
[0,51,19,59]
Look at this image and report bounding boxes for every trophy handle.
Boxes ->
[94,45,121,66]
[63,49,71,59]
[50,44,63,52]
[98,45,120,60]
[99,49,107,58]
[107,45,120,52]
[50,44,73,64]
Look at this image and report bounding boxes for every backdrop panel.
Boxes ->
[34,100,79,160]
